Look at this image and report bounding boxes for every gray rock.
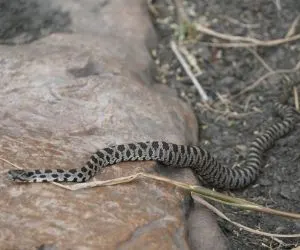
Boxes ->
[0,0,227,249]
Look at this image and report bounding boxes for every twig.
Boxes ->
[286,14,300,38]
[147,0,159,17]
[197,42,258,48]
[273,0,281,11]
[52,175,139,190]
[247,48,274,73]
[294,86,299,111]
[48,172,300,220]
[234,66,300,98]
[196,102,258,119]
[195,23,300,47]
[179,46,203,75]
[192,194,300,239]
[173,0,189,23]
[0,157,21,169]
[220,15,260,29]
[170,40,210,102]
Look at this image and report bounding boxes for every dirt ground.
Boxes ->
[150,0,300,249]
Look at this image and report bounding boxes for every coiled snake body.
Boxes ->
[8,103,295,190]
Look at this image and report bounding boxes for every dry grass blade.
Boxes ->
[220,15,260,29]
[52,174,139,191]
[192,194,300,239]
[286,15,300,38]
[195,23,300,47]
[170,40,210,102]
[147,0,159,18]
[247,48,274,73]
[46,171,300,220]
[294,86,299,111]
[234,66,300,98]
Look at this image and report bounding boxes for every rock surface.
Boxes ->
[0,0,227,249]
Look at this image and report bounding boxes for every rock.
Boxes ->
[0,0,228,249]
[187,202,229,250]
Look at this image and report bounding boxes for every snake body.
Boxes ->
[8,103,295,190]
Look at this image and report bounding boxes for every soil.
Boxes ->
[150,0,300,249]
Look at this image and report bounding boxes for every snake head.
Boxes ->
[7,170,34,182]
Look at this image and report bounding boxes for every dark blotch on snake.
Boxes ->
[96,151,104,158]
[162,142,169,150]
[152,141,159,150]
[87,162,94,169]
[91,155,98,163]
[27,172,34,177]
[81,167,88,172]
[114,151,120,159]
[159,149,164,158]
[128,143,137,150]
[139,142,147,149]
[117,145,125,152]
[172,144,178,153]
[148,148,153,157]
[104,148,114,154]
[69,169,77,174]
[138,149,143,156]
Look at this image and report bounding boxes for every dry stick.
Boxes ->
[247,48,274,73]
[173,0,189,23]
[234,67,300,98]
[172,0,191,41]
[196,102,257,119]
[294,86,299,111]
[192,194,300,239]
[195,23,300,47]
[196,42,263,48]
[273,0,281,11]
[220,15,260,29]
[170,41,210,102]
[147,0,159,17]
[179,46,203,75]
[285,14,300,38]
[51,172,300,220]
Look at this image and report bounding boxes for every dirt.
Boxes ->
[150,0,300,249]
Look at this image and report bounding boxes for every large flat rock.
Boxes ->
[0,0,227,249]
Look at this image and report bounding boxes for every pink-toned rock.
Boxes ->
[0,0,228,249]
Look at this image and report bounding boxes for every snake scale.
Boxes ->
[8,103,295,190]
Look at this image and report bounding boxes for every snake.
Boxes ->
[7,103,295,190]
